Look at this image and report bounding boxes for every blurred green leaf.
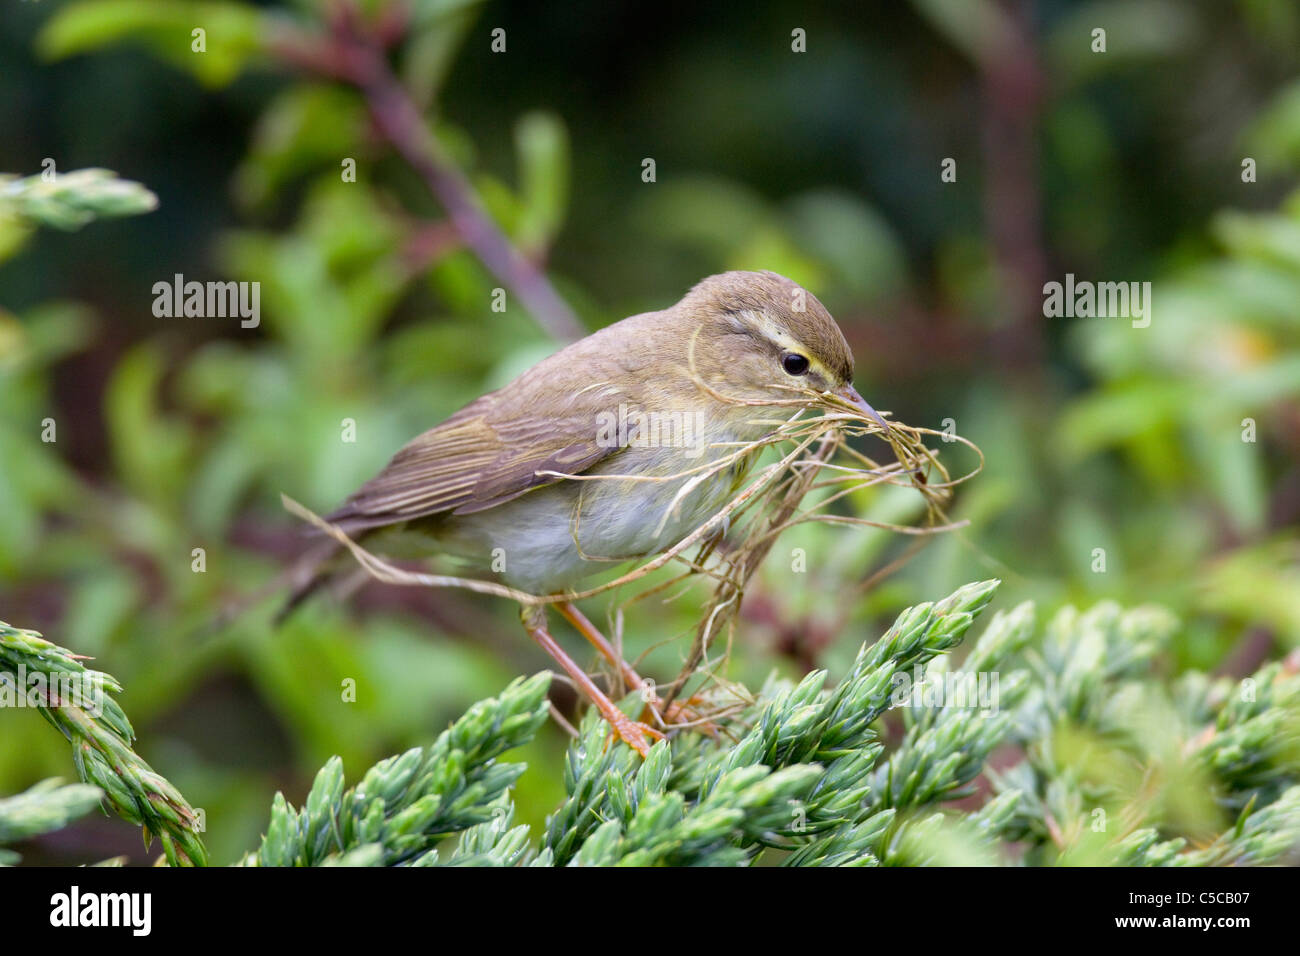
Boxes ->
[1244,79,1300,172]
[38,0,266,88]
[784,190,908,301]
[105,343,195,507]
[910,0,1018,67]
[1214,208,1300,271]
[1200,539,1300,648]
[1045,0,1200,86]
[234,86,368,210]
[1057,379,1190,461]
[0,169,156,232]
[401,0,482,106]
[513,112,570,255]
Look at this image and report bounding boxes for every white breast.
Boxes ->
[435,424,757,594]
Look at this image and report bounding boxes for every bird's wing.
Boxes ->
[325,391,631,531]
[325,310,673,532]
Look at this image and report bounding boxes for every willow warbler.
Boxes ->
[290,270,887,755]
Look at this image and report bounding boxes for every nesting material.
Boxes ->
[282,386,980,714]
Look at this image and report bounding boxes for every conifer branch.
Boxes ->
[0,622,207,866]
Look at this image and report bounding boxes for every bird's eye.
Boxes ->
[782,352,810,376]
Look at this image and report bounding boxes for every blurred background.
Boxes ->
[2,0,1299,864]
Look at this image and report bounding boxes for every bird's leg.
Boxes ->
[555,601,716,736]
[522,605,662,758]
[555,602,641,693]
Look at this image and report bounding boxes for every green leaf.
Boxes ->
[0,169,156,232]
[38,0,266,88]
[513,112,570,255]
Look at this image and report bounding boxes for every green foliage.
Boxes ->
[462,582,1297,866]
[242,672,550,866]
[0,169,156,261]
[38,0,266,88]
[0,622,207,865]
[6,581,1298,866]
[0,779,103,865]
[17,582,1300,868]
[3,0,1300,865]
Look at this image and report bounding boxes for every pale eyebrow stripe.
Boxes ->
[731,309,834,380]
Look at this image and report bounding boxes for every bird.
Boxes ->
[284,270,889,756]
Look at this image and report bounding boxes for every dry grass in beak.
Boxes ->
[654,400,980,710]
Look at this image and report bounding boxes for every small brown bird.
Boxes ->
[288,271,887,755]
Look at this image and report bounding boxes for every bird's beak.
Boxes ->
[834,384,891,433]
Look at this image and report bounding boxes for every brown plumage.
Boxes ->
[282,270,883,757]
[324,270,854,534]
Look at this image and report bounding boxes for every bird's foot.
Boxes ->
[550,601,722,743]
[604,712,665,758]
[640,694,720,738]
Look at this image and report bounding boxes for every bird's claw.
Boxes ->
[640,694,720,739]
[605,713,665,758]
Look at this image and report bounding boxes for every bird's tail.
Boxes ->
[197,540,342,639]
[272,540,349,625]
[273,556,334,625]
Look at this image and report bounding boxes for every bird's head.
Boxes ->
[679,270,889,430]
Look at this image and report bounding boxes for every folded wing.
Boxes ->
[325,398,626,531]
